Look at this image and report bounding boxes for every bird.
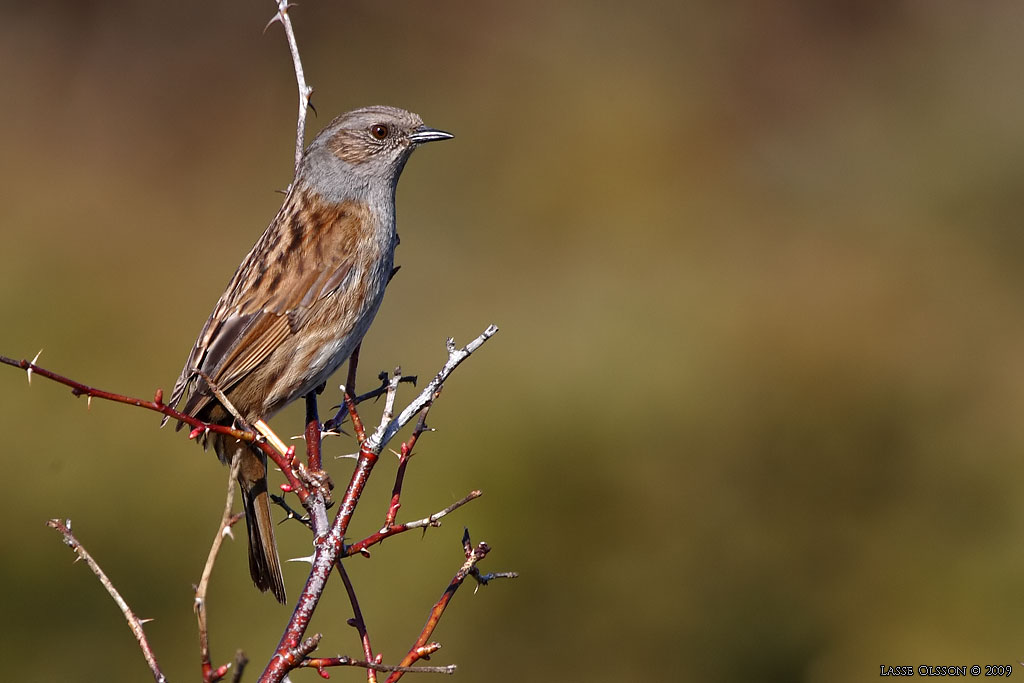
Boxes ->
[167,105,452,603]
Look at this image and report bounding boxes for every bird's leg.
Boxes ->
[346,343,361,398]
[304,392,323,472]
[304,392,334,497]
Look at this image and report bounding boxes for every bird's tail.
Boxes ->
[239,473,288,604]
[216,435,287,604]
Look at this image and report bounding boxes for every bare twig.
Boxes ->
[197,452,246,683]
[46,519,167,683]
[385,530,494,683]
[336,561,377,683]
[296,658,456,675]
[347,491,483,557]
[343,387,368,444]
[325,372,417,433]
[197,369,250,431]
[267,0,313,176]
[384,395,437,528]
[372,326,499,450]
[472,570,520,586]
[270,493,314,529]
[377,369,403,435]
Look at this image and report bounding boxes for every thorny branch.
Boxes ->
[259,327,501,683]
[0,352,318,506]
[8,327,509,681]
[385,529,518,683]
[346,491,483,557]
[296,658,456,676]
[46,519,167,683]
[384,395,436,528]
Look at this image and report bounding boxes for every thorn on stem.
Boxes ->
[27,349,42,384]
[263,12,283,33]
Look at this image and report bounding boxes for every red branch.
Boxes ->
[346,491,483,557]
[344,389,367,443]
[0,354,315,503]
[336,561,377,683]
[385,532,492,683]
[261,417,381,681]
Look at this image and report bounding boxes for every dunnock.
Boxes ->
[168,106,452,603]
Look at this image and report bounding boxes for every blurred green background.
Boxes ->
[3,1,1024,681]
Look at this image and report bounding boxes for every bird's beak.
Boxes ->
[410,126,454,144]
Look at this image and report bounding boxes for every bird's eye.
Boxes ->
[370,124,389,140]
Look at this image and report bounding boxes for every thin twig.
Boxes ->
[270,493,314,529]
[385,530,507,683]
[372,326,498,450]
[325,373,417,433]
[197,452,246,683]
[384,394,438,528]
[197,369,250,432]
[343,387,367,444]
[0,354,314,502]
[347,491,483,557]
[336,561,377,683]
[267,0,313,176]
[46,519,167,683]
[296,658,456,675]
[385,538,482,683]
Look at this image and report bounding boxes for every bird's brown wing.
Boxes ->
[168,193,373,422]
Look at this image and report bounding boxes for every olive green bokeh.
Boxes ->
[4,1,1024,681]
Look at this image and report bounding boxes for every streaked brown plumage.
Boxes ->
[168,106,452,603]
